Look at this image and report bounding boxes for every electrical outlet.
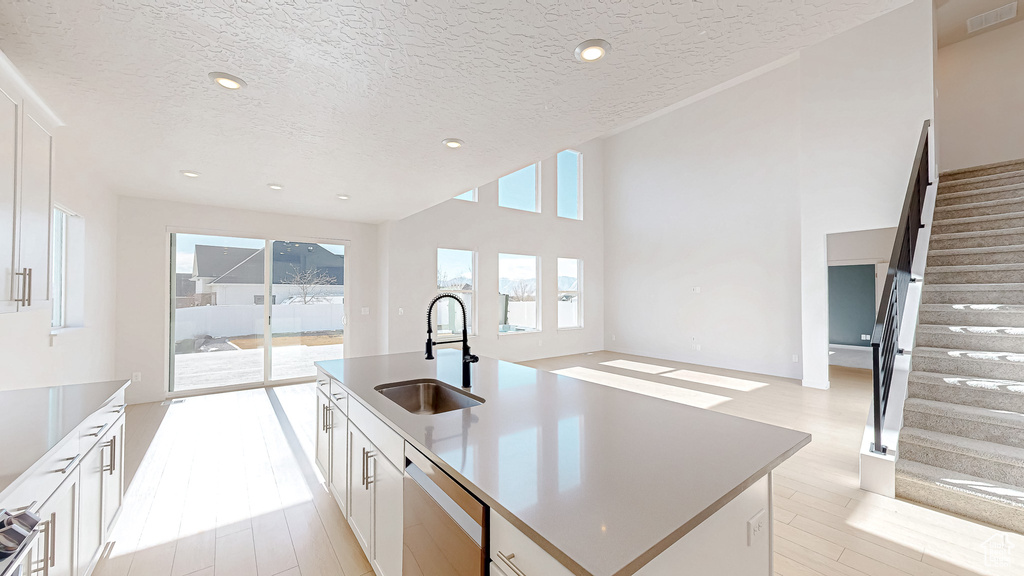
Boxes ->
[691,343,701,351]
[132,371,142,383]
[398,308,404,316]
[361,307,370,315]
[792,354,799,363]
[691,286,701,294]
[612,335,616,341]
[861,334,871,341]
[747,509,766,546]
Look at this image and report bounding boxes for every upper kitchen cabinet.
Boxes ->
[0,54,59,314]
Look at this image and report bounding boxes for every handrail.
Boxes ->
[870,119,932,454]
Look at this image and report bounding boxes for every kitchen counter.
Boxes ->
[0,379,129,498]
[317,351,810,576]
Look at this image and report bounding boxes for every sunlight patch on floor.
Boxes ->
[554,366,730,408]
[662,368,770,392]
[599,359,675,374]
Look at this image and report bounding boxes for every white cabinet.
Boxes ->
[371,453,402,576]
[490,510,574,576]
[315,389,332,481]
[38,470,79,576]
[329,402,348,515]
[348,424,373,553]
[77,441,105,576]
[0,69,54,314]
[101,417,125,536]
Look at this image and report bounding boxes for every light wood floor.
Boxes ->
[97,352,1023,576]
[525,351,1024,576]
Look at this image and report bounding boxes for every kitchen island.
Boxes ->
[315,350,810,576]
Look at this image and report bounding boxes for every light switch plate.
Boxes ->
[361,307,370,315]
[747,509,766,546]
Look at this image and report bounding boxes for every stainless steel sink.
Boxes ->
[375,379,484,415]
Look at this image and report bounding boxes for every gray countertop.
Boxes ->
[0,379,129,496]
[317,351,810,576]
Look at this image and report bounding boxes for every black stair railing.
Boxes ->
[870,119,933,455]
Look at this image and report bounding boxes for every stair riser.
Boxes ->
[927,250,1024,266]
[895,477,1024,533]
[941,161,1024,182]
[936,200,1024,219]
[912,355,1024,380]
[914,330,1024,353]
[919,310,1024,327]
[922,289,1022,305]
[925,269,1024,284]
[909,380,1024,412]
[936,187,1024,208]
[931,232,1024,250]
[932,215,1024,235]
[903,410,1024,449]
[939,174,1024,194]
[899,442,1024,486]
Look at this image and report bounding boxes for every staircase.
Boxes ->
[895,158,1024,533]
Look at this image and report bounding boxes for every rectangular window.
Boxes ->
[498,164,539,212]
[454,189,477,202]
[437,248,475,334]
[557,258,582,329]
[50,207,68,328]
[557,150,582,220]
[499,253,539,333]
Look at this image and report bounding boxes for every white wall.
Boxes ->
[602,0,935,384]
[380,140,604,363]
[115,196,381,404]
[0,130,119,391]
[603,62,804,379]
[799,0,935,388]
[936,19,1024,171]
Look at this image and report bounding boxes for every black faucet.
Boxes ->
[425,293,479,388]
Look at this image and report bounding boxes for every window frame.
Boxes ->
[50,206,70,329]
[557,257,583,330]
[497,163,541,213]
[498,252,541,334]
[556,150,583,220]
[436,247,477,336]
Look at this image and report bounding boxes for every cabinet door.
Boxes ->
[39,470,78,576]
[77,442,105,576]
[371,454,402,576]
[315,391,331,482]
[0,85,18,314]
[17,111,51,309]
[101,418,125,535]
[348,424,373,554]
[329,404,348,515]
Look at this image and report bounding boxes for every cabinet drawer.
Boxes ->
[348,400,403,470]
[490,510,574,576]
[0,436,82,513]
[316,371,333,397]
[329,383,349,415]
[79,390,126,450]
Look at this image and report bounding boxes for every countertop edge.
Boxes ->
[0,379,131,506]
[316,360,811,576]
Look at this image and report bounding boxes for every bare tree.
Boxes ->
[284,266,337,304]
[509,280,534,302]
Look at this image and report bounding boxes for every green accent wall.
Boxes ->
[828,264,875,347]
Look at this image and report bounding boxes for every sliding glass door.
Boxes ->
[170,233,347,393]
[270,241,346,381]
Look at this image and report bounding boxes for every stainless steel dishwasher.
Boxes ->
[403,446,487,576]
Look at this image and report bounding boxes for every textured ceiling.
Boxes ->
[0,0,909,223]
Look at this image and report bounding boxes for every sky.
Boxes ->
[498,164,537,212]
[175,233,344,274]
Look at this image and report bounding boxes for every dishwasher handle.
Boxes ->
[405,446,486,527]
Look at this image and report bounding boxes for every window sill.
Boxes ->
[50,325,85,336]
[498,329,540,336]
[557,326,585,331]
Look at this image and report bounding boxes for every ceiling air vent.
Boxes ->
[967,2,1017,34]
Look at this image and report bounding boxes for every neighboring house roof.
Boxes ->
[191,242,345,285]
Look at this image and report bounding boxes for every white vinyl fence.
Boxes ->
[175,303,346,339]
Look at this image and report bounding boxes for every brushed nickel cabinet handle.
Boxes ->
[26,267,32,307]
[365,452,375,489]
[110,436,117,475]
[497,551,527,576]
[15,268,28,305]
[60,453,82,474]
[361,447,367,488]
[48,512,56,568]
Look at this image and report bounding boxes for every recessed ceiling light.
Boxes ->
[268,183,283,190]
[575,39,611,62]
[180,170,200,178]
[442,138,464,149]
[337,194,350,200]
[208,72,247,90]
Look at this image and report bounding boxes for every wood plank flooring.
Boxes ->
[524,351,1024,576]
[97,351,1023,576]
